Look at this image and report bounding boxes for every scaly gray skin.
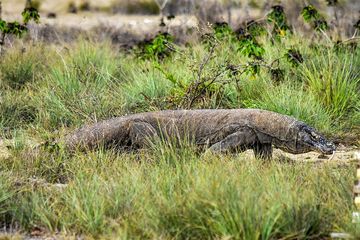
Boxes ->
[63,109,336,159]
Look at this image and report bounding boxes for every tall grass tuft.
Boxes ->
[301,49,360,119]
[0,90,37,130]
[33,41,125,129]
[243,82,333,132]
[0,45,48,90]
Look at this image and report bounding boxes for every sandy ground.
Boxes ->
[2,2,199,35]
[2,0,113,14]
[1,0,261,43]
[2,0,201,44]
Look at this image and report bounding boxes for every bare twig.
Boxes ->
[319,29,332,43]
[187,67,225,109]
[341,36,360,44]
[351,29,358,39]
[182,43,218,108]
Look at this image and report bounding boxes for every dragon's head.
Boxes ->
[296,125,336,155]
[275,123,336,155]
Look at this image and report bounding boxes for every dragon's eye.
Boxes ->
[310,132,320,140]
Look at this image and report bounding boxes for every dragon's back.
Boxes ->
[140,109,302,142]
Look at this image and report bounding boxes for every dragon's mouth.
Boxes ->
[313,142,336,155]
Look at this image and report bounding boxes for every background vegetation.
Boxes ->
[0,0,359,238]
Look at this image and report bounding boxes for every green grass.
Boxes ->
[0,90,37,130]
[0,145,358,239]
[242,81,333,133]
[0,31,359,238]
[32,41,126,129]
[301,48,360,119]
[0,45,47,90]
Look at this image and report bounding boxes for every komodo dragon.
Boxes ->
[62,109,335,159]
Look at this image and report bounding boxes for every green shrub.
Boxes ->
[136,32,174,60]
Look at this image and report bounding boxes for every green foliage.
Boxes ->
[213,22,235,40]
[244,83,333,132]
[0,4,40,40]
[138,32,174,59]
[0,21,27,37]
[301,5,329,32]
[121,61,172,110]
[301,50,360,118]
[234,20,266,60]
[0,47,45,89]
[21,7,40,24]
[267,5,291,38]
[301,5,320,22]
[244,61,261,76]
[0,150,356,238]
[314,19,329,32]
[245,20,266,37]
[35,41,124,128]
[0,20,6,30]
[237,35,265,59]
[0,91,37,129]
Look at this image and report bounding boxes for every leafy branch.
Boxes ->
[267,5,291,40]
[301,5,329,32]
[22,6,40,24]
[0,0,40,53]
[136,32,174,60]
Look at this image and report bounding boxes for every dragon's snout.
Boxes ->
[316,141,336,155]
[298,126,336,155]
